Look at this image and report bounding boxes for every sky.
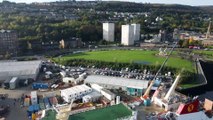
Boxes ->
[1,0,213,6]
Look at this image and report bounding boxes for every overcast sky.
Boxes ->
[1,0,213,6]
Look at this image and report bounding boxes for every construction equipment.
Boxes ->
[54,99,74,120]
[164,74,181,101]
[141,41,178,100]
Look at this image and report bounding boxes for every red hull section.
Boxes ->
[176,99,199,115]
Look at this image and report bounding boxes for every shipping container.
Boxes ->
[9,77,18,89]
[24,98,30,107]
[62,77,75,83]
[32,83,49,90]
[31,91,38,105]
[27,104,40,117]
[44,97,51,109]
[39,98,45,110]
[3,78,11,89]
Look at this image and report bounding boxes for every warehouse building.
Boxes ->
[0,60,42,81]
[60,84,92,103]
[85,75,149,96]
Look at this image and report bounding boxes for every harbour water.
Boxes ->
[179,61,213,101]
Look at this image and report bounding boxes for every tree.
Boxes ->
[182,39,189,48]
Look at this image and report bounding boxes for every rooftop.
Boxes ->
[83,91,102,98]
[101,89,115,96]
[0,60,42,72]
[85,75,149,89]
[60,84,92,95]
[0,29,14,33]
[0,60,42,80]
[68,103,132,120]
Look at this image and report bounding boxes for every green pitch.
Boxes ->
[56,50,193,71]
[193,50,213,57]
[68,104,132,120]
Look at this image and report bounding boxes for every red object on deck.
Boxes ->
[176,99,199,115]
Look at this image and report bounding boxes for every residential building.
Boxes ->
[41,41,59,50]
[103,23,115,42]
[202,39,213,46]
[173,28,180,40]
[121,25,134,46]
[63,37,83,48]
[0,29,18,57]
[131,24,140,41]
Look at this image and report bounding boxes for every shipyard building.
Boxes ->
[85,75,149,96]
[0,60,42,81]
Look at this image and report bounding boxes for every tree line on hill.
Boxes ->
[0,1,212,47]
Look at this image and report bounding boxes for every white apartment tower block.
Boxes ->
[103,23,115,42]
[131,24,141,41]
[121,25,134,46]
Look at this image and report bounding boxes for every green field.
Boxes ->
[56,50,194,71]
[42,110,56,120]
[68,104,132,120]
[193,50,213,56]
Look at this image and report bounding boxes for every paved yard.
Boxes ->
[0,87,31,120]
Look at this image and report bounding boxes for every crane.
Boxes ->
[141,41,179,100]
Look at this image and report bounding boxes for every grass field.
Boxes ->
[193,50,213,58]
[42,110,56,120]
[56,50,194,71]
[68,104,132,120]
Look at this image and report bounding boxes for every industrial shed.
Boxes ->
[85,75,149,96]
[82,91,103,103]
[0,60,42,81]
